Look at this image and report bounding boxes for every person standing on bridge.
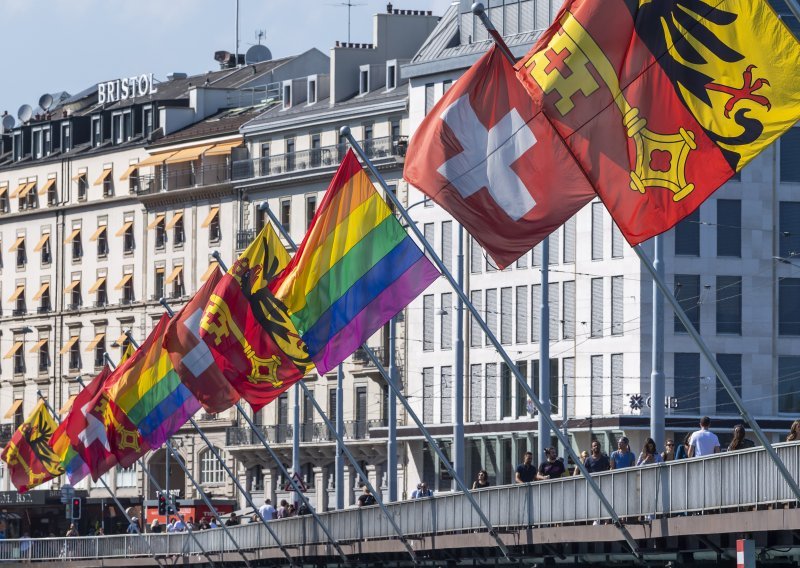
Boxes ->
[515,451,536,483]
[578,440,610,474]
[688,416,721,457]
[536,447,566,480]
[259,498,276,521]
[609,437,636,469]
[786,420,800,442]
[727,424,755,452]
[636,438,663,465]
[411,482,433,498]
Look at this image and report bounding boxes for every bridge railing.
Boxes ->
[1,441,798,562]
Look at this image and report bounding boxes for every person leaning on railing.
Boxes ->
[787,420,800,442]
[636,438,663,465]
[727,424,755,452]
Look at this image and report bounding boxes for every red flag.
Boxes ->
[1,401,64,492]
[164,267,241,414]
[404,45,596,268]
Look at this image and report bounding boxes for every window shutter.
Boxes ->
[500,287,512,345]
[611,222,624,258]
[548,282,559,337]
[423,295,434,351]
[611,353,623,414]
[516,285,528,344]
[548,230,559,265]
[563,357,576,416]
[563,280,575,340]
[591,355,604,415]
[470,236,483,274]
[470,290,483,347]
[470,364,483,422]
[531,284,541,343]
[423,223,435,261]
[440,366,453,424]
[535,0,550,29]
[423,368,434,423]
[532,243,542,266]
[591,203,603,260]
[441,293,453,350]
[563,215,576,263]
[611,275,623,335]
[485,289,498,345]
[591,278,604,337]
[441,221,452,272]
[485,363,497,421]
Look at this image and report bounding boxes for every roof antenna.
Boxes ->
[327,1,366,43]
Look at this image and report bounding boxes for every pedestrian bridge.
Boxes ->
[5,441,800,566]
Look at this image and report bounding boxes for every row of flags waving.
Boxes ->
[3,0,800,493]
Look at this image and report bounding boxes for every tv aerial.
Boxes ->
[327,1,366,43]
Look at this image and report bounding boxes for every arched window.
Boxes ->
[200,448,226,484]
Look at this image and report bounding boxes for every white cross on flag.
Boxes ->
[404,45,596,268]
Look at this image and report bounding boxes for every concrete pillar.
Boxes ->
[366,464,378,489]
[313,466,327,512]
[343,464,356,506]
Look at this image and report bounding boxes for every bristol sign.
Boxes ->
[98,73,157,105]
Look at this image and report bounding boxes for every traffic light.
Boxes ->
[157,492,167,515]
[71,497,81,520]
[167,494,175,515]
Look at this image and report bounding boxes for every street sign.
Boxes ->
[283,472,308,492]
[60,484,75,504]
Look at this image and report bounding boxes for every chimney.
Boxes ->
[387,2,393,13]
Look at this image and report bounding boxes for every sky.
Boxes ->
[1,0,453,116]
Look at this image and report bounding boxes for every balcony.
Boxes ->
[67,302,82,311]
[0,424,15,446]
[226,419,386,446]
[136,162,231,194]
[94,300,108,308]
[236,229,256,251]
[37,305,51,314]
[352,346,387,367]
[11,308,26,317]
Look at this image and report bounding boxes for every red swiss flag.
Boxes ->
[404,45,596,269]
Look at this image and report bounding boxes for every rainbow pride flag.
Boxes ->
[50,422,91,485]
[107,314,200,454]
[271,149,439,374]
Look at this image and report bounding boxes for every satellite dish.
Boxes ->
[245,44,272,64]
[39,94,54,111]
[1,115,14,131]
[17,104,33,123]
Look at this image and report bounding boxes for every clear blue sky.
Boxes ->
[2,0,453,115]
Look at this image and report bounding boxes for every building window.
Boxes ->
[93,277,108,308]
[153,216,167,249]
[779,201,800,260]
[90,331,106,368]
[283,84,292,109]
[674,274,701,333]
[46,179,57,206]
[470,290,482,348]
[531,359,558,415]
[673,352,700,414]
[169,266,185,299]
[68,335,81,371]
[121,274,135,304]
[611,275,624,335]
[674,208,700,256]
[440,366,453,424]
[591,202,603,260]
[306,195,316,230]
[61,123,71,152]
[422,368,434,423]
[310,133,321,167]
[440,293,453,350]
[500,363,512,418]
[485,363,497,421]
[515,285,528,344]
[485,288,498,346]
[717,199,741,257]
[716,276,742,334]
[307,79,317,104]
[94,226,108,257]
[68,279,82,310]
[611,222,624,258]
[11,338,25,375]
[424,83,435,115]
[70,229,82,261]
[76,174,88,201]
[780,127,800,183]
[143,107,154,138]
[562,280,576,340]
[91,116,102,147]
[531,284,540,343]
[11,284,26,317]
[13,237,26,268]
[154,268,165,301]
[200,448,226,484]
[37,339,49,373]
[387,64,396,90]
[716,353,742,414]
[500,287,512,345]
[285,137,296,170]
[590,355,603,416]
[423,294,434,351]
[36,282,51,313]
[360,69,369,95]
[610,353,623,414]
[171,213,185,246]
[779,356,800,413]
[779,278,800,335]
[591,277,604,337]
[280,199,291,233]
[116,464,137,488]
[122,221,135,253]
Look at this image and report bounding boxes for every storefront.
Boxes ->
[0,489,87,538]
[143,499,236,527]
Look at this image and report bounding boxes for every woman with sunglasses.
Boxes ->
[472,469,491,489]
[661,439,676,462]
[636,437,663,465]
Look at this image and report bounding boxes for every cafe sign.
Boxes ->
[98,74,157,105]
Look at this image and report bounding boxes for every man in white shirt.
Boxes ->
[258,498,276,521]
[688,416,721,457]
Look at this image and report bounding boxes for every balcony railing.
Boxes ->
[236,229,257,251]
[11,308,26,317]
[37,305,51,314]
[226,419,387,446]
[352,346,387,367]
[0,423,15,446]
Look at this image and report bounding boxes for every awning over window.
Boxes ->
[205,140,243,157]
[88,277,106,294]
[147,214,166,230]
[165,144,215,165]
[3,399,22,419]
[17,182,36,199]
[137,151,176,167]
[8,236,24,252]
[33,233,50,252]
[32,282,50,301]
[165,211,184,230]
[10,182,27,199]
[119,164,139,181]
[200,261,220,282]
[71,172,86,182]
[86,332,105,352]
[115,220,133,237]
[115,332,129,345]
[93,168,113,186]
[64,228,81,244]
[115,274,133,290]
[165,265,183,284]
[58,394,77,416]
[64,279,80,293]
[39,178,56,196]
[28,338,48,353]
[0,184,7,197]
[89,226,107,242]
[59,335,80,355]
[201,207,220,228]
[3,342,23,360]
[8,285,24,302]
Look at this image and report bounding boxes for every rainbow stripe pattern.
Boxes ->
[271,149,439,374]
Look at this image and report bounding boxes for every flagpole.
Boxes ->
[157,300,296,565]
[783,0,800,22]
[298,380,418,561]
[650,235,666,450]
[262,185,511,557]
[634,244,800,502]
[36,390,166,567]
[78,370,216,567]
[539,238,551,460]
[209,250,350,563]
[342,126,641,557]
[120,333,252,567]
[387,315,398,502]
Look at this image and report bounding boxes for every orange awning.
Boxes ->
[64,279,80,293]
[147,214,166,230]
[165,211,184,230]
[8,236,24,252]
[17,182,36,199]
[137,151,176,167]
[28,338,48,353]
[3,400,22,419]
[0,184,7,198]
[33,233,50,252]
[71,172,87,182]
[10,182,27,199]
[38,178,56,196]
[32,282,50,301]
[200,261,219,282]
[115,274,133,290]
[164,144,214,165]
[8,285,24,302]
[115,332,129,345]
[88,277,106,294]
[89,226,107,242]
[205,140,243,156]
[119,164,139,181]
[93,168,113,186]
[85,332,105,352]
[115,221,133,237]
[59,335,80,355]
[3,342,23,360]
[58,394,77,416]
[165,265,183,284]
[201,207,219,228]
[64,228,81,244]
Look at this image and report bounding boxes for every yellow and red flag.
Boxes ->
[200,225,313,411]
[516,0,800,244]
[1,401,64,492]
